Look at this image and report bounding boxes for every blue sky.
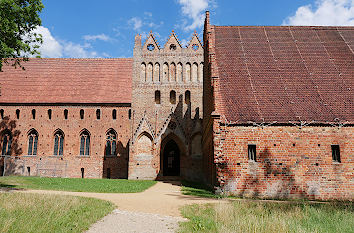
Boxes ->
[36,0,354,58]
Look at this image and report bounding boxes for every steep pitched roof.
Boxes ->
[213,26,354,124]
[0,58,133,104]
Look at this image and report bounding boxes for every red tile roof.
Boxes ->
[0,58,132,104]
[213,26,354,124]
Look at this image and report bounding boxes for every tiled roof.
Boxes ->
[0,58,133,104]
[214,26,354,124]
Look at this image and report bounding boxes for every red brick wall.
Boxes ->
[213,124,354,200]
[0,105,131,178]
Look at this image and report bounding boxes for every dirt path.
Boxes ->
[19,181,228,217]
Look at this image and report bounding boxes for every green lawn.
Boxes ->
[179,201,354,233]
[0,192,114,233]
[0,176,156,193]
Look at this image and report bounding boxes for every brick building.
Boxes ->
[203,12,353,200]
[0,12,353,200]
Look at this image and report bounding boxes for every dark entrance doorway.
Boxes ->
[163,140,180,176]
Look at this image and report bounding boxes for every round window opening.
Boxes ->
[192,44,199,51]
[147,44,155,51]
[170,44,177,50]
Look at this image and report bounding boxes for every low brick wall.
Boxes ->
[213,125,353,200]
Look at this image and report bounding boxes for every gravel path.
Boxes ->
[86,209,186,233]
[18,181,229,232]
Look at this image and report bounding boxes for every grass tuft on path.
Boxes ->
[0,192,114,233]
[179,201,354,233]
[0,176,156,193]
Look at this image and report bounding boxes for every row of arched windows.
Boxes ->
[141,62,203,83]
[0,109,131,120]
[154,90,191,105]
[0,129,118,156]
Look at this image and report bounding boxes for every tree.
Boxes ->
[0,0,44,71]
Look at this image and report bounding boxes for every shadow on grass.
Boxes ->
[181,180,225,199]
[0,182,22,191]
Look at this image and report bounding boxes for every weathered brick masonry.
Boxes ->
[0,59,132,178]
[203,12,354,200]
[0,12,353,201]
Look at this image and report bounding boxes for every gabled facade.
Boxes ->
[0,12,353,200]
[129,31,204,181]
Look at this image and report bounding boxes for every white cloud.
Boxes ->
[177,0,209,31]
[83,33,111,41]
[128,17,143,31]
[32,26,63,57]
[127,15,163,32]
[283,0,354,26]
[62,42,98,58]
[144,12,153,18]
[30,26,105,58]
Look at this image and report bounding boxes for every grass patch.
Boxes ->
[0,176,156,193]
[179,201,354,233]
[0,192,114,233]
[181,180,224,199]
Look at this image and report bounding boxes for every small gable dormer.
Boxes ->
[143,31,160,52]
[163,30,182,52]
[187,31,203,52]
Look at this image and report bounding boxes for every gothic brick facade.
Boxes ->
[129,31,204,181]
[0,12,353,200]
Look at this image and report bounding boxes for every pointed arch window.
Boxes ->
[16,109,20,119]
[1,131,12,155]
[53,130,64,156]
[96,109,101,120]
[64,109,68,119]
[112,109,117,120]
[185,90,191,104]
[105,129,117,156]
[80,109,84,119]
[80,130,90,156]
[31,109,36,119]
[170,90,176,104]
[155,90,161,104]
[48,109,52,120]
[28,129,38,156]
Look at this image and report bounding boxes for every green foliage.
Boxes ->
[0,176,157,193]
[179,201,354,233]
[0,192,114,232]
[0,0,44,71]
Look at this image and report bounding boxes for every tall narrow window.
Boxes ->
[155,90,161,104]
[64,109,68,119]
[170,90,176,104]
[80,109,84,119]
[53,130,64,156]
[31,109,36,119]
[80,130,90,156]
[112,109,117,120]
[0,109,3,119]
[128,109,131,119]
[48,109,52,120]
[185,90,191,104]
[28,129,38,156]
[105,129,117,156]
[96,109,101,120]
[1,131,12,155]
[16,109,20,119]
[248,144,256,161]
[331,145,341,163]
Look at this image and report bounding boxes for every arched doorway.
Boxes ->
[163,140,180,176]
